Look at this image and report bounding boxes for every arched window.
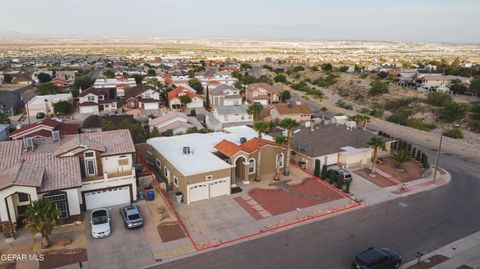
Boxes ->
[276,153,284,168]
[248,159,256,174]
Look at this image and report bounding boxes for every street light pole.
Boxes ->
[432,127,444,184]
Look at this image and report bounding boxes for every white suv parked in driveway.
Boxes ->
[90,208,111,239]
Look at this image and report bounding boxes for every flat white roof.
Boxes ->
[147,125,272,176]
[28,93,73,105]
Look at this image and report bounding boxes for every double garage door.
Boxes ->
[84,186,131,210]
[187,178,230,204]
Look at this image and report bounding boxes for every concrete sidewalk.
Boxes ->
[401,231,480,269]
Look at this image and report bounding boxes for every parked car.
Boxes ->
[90,208,111,238]
[331,168,353,182]
[119,204,144,229]
[352,247,402,269]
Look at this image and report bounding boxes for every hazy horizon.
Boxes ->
[1,0,479,43]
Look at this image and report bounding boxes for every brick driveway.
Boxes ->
[236,178,344,218]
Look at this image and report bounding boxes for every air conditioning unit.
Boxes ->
[52,130,60,142]
[24,137,35,151]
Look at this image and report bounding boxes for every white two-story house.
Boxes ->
[79,87,118,114]
[208,85,243,108]
[205,104,253,131]
[0,130,137,239]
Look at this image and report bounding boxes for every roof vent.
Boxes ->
[239,137,247,144]
[52,130,60,142]
[182,146,191,155]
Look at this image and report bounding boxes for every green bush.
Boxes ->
[336,100,353,110]
[426,92,453,106]
[369,80,389,96]
[443,128,464,139]
[406,118,437,131]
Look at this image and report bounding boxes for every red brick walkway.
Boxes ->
[236,178,344,219]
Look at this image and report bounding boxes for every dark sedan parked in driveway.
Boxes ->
[352,247,402,269]
[119,204,144,229]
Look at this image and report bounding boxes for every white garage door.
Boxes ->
[209,179,229,198]
[187,183,209,204]
[187,178,230,204]
[84,186,131,210]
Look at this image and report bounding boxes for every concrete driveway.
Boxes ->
[86,204,154,269]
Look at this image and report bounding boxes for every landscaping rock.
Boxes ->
[56,237,72,247]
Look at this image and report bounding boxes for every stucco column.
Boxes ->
[243,160,250,184]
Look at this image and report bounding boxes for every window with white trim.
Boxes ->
[173,176,178,187]
[18,193,30,203]
[44,193,68,220]
[156,159,161,169]
[84,151,96,177]
[87,96,95,102]
[205,175,213,180]
[248,159,256,174]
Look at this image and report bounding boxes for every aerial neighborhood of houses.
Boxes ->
[0,52,475,267]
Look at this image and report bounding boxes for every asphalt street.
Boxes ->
[151,96,480,269]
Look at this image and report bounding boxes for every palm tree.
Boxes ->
[144,77,163,91]
[393,148,411,168]
[24,198,60,249]
[247,102,263,121]
[367,136,386,174]
[253,120,270,138]
[320,107,328,124]
[349,114,370,130]
[278,118,300,176]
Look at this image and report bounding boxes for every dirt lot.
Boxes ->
[39,249,87,269]
[157,222,185,242]
[355,168,395,187]
[378,158,423,182]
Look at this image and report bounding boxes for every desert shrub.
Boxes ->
[426,92,453,106]
[336,100,353,110]
[443,128,464,139]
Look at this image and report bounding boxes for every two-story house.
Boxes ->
[124,85,162,110]
[205,104,253,131]
[78,87,118,114]
[167,86,204,109]
[246,83,280,105]
[148,111,204,135]
[208,85,242,108]
[0,130,137,239]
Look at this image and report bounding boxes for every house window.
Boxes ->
[276,153,284,168]
[156,159,161,169]
[205,175,213,180]
[98,95,104,100]
[164,167,169,178]
[87,96,95,102]
[118,155,129,166]
[44,193,68,220]
[18,193,30,203]
[173,176,178,187]
[248,159,256,174]
[84,151,96,177]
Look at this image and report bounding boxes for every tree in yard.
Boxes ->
[273,135,287,145]
[253,120,270,138]
[349,114,371,130]
[3,74,13,83]
[277,118,300,176]
[321,164,328,180]
[280,90,291,103]
[426,92,452,106]
[53,101,73,114]
[247,102,263,121]
[147,69,156,76]
[367,136,386,174]
[321,63,333,71]
[240,63,252,70]
[149,127,160,138]
[130,74,143,85]
[392,148,411,168]
[274,74,287,83]
[179,95,192,109]
[0,112,10,124]
[204,86,211,110]
[377,71,388,79]
[37,83,61,95]
[101,119,146,143]
[72,76,94,96]
[439,102,467,123]
[103,69,115,78]
[188,78,204,94]
[37,73,52,83]
[144,77,163,90]
[313,159,321,177]
[24,198,60,248]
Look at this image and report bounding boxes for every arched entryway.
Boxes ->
[0,188,38,239]
[234,156,247,186]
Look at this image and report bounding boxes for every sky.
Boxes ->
[0,0,479,43]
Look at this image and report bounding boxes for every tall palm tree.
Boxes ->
[24,198,60,249]
[278,118,300,176]
[367,136,386,174]
[247,102,263,122]
[252,120,271,182]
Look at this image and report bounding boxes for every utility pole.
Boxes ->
[432,127,444,184]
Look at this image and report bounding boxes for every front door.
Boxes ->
[16,205,28,228]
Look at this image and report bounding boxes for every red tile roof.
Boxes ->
[167,86,203,101]
[214,137,279,158]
